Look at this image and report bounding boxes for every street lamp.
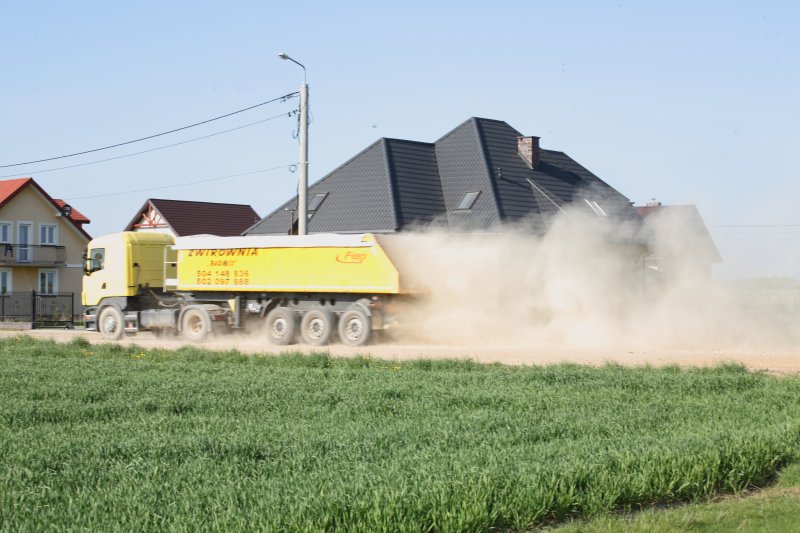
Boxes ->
[279,52,309,236]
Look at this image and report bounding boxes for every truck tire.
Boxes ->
[98,306,125,341]
[338,307,371,347]
[300,308,336,346]
[265,307,296,345]
[181,307,212,342]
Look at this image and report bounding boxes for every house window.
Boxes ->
[17,222,32,263]
[308,192,328,211]
[38,269,58,294]
[0,269,11,294]
[456,191,481,210]
[40,224,58,245]
[0,222,11,243]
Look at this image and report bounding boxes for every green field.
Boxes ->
[553,463,800,532]
[1,336,800,531]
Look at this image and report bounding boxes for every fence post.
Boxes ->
[31,290,36,329]
[69,293,74,329]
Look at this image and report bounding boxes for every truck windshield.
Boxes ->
[90,248,105,272]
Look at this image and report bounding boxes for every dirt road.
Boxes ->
[4,328,800,376]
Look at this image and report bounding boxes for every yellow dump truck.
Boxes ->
[82,232,407,346]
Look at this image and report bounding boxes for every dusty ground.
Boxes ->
[5,328,800,376]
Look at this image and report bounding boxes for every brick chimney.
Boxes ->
[517,136,540,169]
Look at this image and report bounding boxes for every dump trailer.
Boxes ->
[82,232,407,346]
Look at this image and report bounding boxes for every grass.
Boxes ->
[552,463,800,532]
[1,335,800,531]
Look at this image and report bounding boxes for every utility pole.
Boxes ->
[298,79,309,236]
[279,52,309,235]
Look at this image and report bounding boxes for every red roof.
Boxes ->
[0,178,33,206]
[0,177,91,239]
[53,199,91,223]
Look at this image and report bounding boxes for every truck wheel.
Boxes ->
[338,307,371,347]
[300,308,335,346]
[181,307,211,342]
[265,308,296,345]
[98,306,125,341]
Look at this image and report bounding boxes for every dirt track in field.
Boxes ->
[5,328,800,376]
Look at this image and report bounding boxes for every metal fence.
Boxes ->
[0,291,74,328]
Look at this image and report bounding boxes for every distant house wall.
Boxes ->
[0,186,89,295]
[636,205,721,283]
[131,226,175,237]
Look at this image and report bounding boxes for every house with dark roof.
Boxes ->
[246,117,641,236]
[0,177,91,302]
[636,202,722,280]
[124,198,260,237]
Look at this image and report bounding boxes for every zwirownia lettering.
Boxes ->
[186,249,259,257]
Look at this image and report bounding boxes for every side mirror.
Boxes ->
[82,252,92,276]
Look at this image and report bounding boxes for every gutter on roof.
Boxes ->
[380,139,401,231]
[471,118,504,220]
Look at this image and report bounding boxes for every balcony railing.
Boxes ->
[0,244,66,266]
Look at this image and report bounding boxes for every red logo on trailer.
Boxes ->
[336,251,367,264]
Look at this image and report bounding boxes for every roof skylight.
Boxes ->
[584,199,607,216]
[456,191,480,210]
[308,192,328,211]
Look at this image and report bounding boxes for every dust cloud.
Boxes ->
[378,208,800,351]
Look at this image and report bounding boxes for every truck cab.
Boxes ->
[82,232,177,335]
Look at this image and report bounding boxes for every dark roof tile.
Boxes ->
[125,199,260,237]
[247,117,641,236]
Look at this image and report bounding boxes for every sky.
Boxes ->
[2,1,798,279]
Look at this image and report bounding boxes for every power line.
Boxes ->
[692,223,800,237]
[0,92,299,169]
[0,111,296,179]
[711,229,800,235]
[709,225,800,235]
[709,224,800,228]
[66,164,296,201]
